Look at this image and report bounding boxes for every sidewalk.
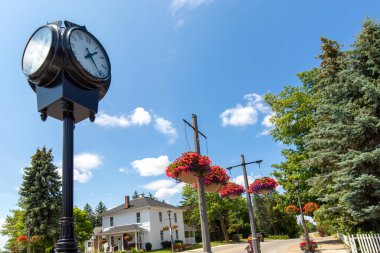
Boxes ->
[288,235,349,253]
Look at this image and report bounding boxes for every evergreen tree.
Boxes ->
[18,147,62,244]
[83,203,96,229]
[94,202,107,227]
[306,20,380,233]
[132,190,139,199]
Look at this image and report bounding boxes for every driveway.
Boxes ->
[183,239,299,253]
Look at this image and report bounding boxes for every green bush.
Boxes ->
[268,235,289,240]
[145,242,152,251]
[174,240,183,244]
[44,246,54,253]
[161,240,171,248]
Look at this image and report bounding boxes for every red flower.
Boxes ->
[285,205,299,215]
[194,165,230,188]
[303,202,320,215]
[17,236,27,242]
[165,152,211,180]
[219,182,245,198]
[249,177,278,195]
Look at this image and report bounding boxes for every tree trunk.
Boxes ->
[219,213,229,241]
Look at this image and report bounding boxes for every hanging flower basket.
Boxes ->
[249,177,278,195]
[300,240,317,250]
[17,236,27,242]
[166,152,211,184]
[194,165,230,193]
[101,239,107,244]
[285,205,300,215]
[219,182,245,199]
[163,226,170,231]
[303,202,320,215]
[171,225,178,229]
[124,234,133,241]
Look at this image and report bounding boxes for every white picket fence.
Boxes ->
[338,233,380,253]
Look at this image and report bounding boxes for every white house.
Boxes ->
[85,196,196,252]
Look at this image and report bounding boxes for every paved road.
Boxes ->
[184,239,299,253]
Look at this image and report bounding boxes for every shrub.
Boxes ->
[145,242,152,251]
[161,240,171,248]
[174,240,183,244]
[45,246,54,253]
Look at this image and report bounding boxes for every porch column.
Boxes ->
[135,231,138,249]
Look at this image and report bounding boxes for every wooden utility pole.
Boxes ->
[226,155,262,253]
[184,114,212,253]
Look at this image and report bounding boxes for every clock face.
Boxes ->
[69,29,110,79]
[22,26,53,75]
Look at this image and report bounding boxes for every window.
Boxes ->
[110,217,114,227]
[175,230,179,240]
[174,213,177,222]
[136,212,141,223]
[111,236,114,245]
[159,211,162,222]
[160,230,164,241]
[87,242,92,247]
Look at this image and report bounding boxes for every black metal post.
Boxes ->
[167,211,174,253]
[241,155,261,253]
[55,100,78,253]
[295,182,312,252]
[192,114,212,253]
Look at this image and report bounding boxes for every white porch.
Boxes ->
[184,224,197,245]
[86,225,146,252]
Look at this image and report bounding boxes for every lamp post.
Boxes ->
[294,180,312,252]
[226,154,262,253]
[167,210,174,253]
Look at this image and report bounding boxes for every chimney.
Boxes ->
[124,195,130,209]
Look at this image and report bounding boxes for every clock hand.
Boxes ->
[85,47,102,77]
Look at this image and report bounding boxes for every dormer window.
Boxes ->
[110,217,114,227]
[136,212,141,223]
[159,211,162,222]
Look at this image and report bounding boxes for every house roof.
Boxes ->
[98,224,145,235]
[102,197,182,216]
[184,224,197,232]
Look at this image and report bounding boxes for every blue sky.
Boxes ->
[0,0,380,248]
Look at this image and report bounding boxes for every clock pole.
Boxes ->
[22,20,111,253]
[55,99,78,253]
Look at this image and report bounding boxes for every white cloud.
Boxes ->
[143,179,175,191]
[170,0,212,14]
[262,113,274,128]
[58,153,103,183]
[154,117,178,144]
[155,182,185,200]
[95,107,151,128]
[220,93,273,128]
[232,175,254,186]
[95,113,130,128]
[130,107,152,126]
[220,104,258,127]
[119,167,133,174]
[95,109,177,143]
[131,155,171,176]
